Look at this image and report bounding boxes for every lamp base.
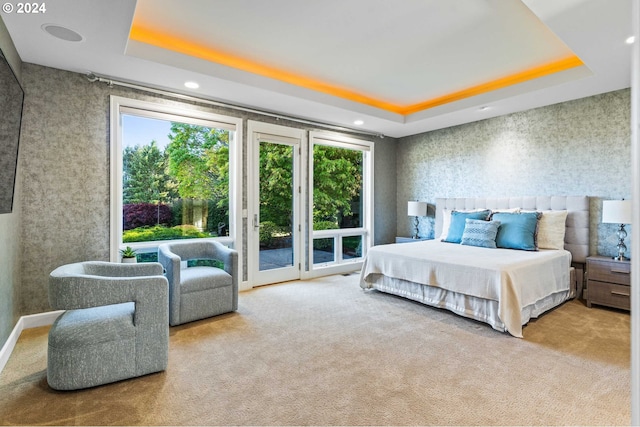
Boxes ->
[412,216,420,239]
[612,224,629,262]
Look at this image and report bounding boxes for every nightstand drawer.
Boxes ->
[587,259,630,286]
[587,280,630,310]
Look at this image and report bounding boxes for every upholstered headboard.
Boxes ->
[434,196,590,263]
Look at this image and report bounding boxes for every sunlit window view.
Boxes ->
[121,114,231,261]
[312,144,364,265]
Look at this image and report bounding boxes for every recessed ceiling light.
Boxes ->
[353,120,364,126]
[626,36,636,45]
[41,24,83,42]
[184,81,200,89]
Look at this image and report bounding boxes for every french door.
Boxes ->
[249,122,304,286]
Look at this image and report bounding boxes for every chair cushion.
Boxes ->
[49,302,135,347]
[180,267,232,294]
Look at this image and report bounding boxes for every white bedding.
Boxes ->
[359,240,572,337]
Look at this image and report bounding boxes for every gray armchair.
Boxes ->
[47,261,169,391]
[158,240,238,326]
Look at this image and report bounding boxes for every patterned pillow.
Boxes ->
[439,208,492,240]
[442,210,492,243]
[460,219,501,248]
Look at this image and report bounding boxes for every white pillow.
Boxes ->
[439,208,453,240]
[536,210,568,250]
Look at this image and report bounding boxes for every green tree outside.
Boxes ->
[123,140,176,204]
[165,123,230,232]
[313,144,363,229]
[122,122,364,246]
[259,142,293,225]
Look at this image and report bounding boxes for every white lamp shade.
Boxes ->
[407,201,427,217]
[602,200,632,224]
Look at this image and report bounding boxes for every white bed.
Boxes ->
[359,196,590,337]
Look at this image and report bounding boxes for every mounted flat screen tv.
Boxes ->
[0,47,24,214]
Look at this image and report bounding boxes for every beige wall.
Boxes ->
[0,17,22,349]
[397,89,632,258]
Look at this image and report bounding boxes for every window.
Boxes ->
[110,97,241,263]
[307,132,373,275]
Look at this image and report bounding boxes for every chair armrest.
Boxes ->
[83,261,164,277]
[158,244,182,288]
[209,241,238,279]
[157,244,183,324]
[211,242,238,311]
[49,269,168,326]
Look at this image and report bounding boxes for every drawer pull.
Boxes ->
[610,269,630,275]
[611,291,630,297]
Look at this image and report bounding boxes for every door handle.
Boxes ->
[253,214,260,230]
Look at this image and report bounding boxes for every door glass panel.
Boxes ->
[259,141,294,271]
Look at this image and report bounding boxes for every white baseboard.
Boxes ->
[239,280,251,292]
[0,310,63,375]
[20,310,64,329]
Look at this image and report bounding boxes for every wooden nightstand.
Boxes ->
[586,255,631,311]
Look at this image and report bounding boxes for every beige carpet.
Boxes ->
[0,273,630,426]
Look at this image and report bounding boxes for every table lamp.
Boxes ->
[602,199,632,261]
[407,201,428,239]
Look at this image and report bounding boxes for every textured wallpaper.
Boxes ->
[18,65,111,315]
[16,64,398,316]
[373,136,398,244]
[0,23,22,347]
[397,89,632,258]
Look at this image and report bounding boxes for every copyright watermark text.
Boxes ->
[2,2,47,14]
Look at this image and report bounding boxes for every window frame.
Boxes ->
[304,131,374,278]
[109,96,242,263]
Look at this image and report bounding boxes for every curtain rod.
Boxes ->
[86,72,386,139]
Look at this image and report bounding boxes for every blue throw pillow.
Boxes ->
[443,210,491,243]
[492,211,541,251]
[461,219,501,248]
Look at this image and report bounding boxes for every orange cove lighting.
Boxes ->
[129,25,585,116]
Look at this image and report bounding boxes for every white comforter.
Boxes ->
[359,240,571,336]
